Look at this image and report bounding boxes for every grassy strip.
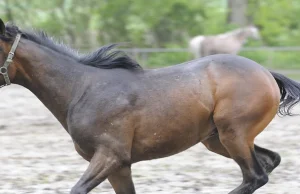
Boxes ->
[137,51,300,70]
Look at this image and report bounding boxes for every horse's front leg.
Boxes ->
[108,166,136,194]
[70,145,135,194]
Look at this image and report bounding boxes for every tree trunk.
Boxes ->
[227,0,248,26]
[247,0,260,24]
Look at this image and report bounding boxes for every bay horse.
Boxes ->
[189,26,260,58]
[0,19,299,194]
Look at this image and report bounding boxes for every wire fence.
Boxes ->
[115,47,300,74]
[77,46,300,75]
[121,46,300,53]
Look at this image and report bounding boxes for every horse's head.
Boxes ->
[246,25,261,40]
[0,19,21,88]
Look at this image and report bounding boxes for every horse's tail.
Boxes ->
[189,36,205,59]
[270,71,300,115]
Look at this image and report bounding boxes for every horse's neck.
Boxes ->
[218,29,240,38]
[234,30,249,44]
[14,41,86,129]
[219,29,248,43]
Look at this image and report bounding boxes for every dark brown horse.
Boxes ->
[0,19,299,194]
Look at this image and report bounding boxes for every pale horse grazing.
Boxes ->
[189,26,260,58]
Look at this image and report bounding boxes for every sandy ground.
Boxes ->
[0,85,299,194]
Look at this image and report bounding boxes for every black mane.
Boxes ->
[0,24,143,71]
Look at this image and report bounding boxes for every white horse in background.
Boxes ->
[189,26,260,58]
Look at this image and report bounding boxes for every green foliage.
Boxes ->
[240,51,300,69]
[142,50,300,70]
[145,52,190,68]
[1,0,300,69]
[250,0,300,46]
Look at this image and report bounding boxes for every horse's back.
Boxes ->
[196,54,268,73]
[195,54,279,98]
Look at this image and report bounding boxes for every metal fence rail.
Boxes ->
[117,46,300,69]
[120,46,300,53]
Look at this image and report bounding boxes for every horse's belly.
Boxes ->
[131,119,214,163]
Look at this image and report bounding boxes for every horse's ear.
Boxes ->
[0,19,5,35]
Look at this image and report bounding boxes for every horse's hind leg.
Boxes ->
[255,145,281,174]
[202,134,231,158]
[203,136,281,175]
[215,125,268,194]
[213,103,278,194]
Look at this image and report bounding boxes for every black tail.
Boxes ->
[270,71,300,116]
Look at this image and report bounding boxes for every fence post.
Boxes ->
[266,49,274,67]
[141,52,148,67]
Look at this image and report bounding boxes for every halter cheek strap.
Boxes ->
[0,33,21,88]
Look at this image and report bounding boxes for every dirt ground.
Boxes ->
[0,85,299,194]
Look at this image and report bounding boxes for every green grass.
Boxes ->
[280,72,300,80]
[239,51,300,70]
[138,52,190,68]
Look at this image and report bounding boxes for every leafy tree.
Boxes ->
[1,0,300,69]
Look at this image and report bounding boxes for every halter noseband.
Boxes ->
[0,33,21,88]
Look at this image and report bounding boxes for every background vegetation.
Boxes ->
[1,0,300,71]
